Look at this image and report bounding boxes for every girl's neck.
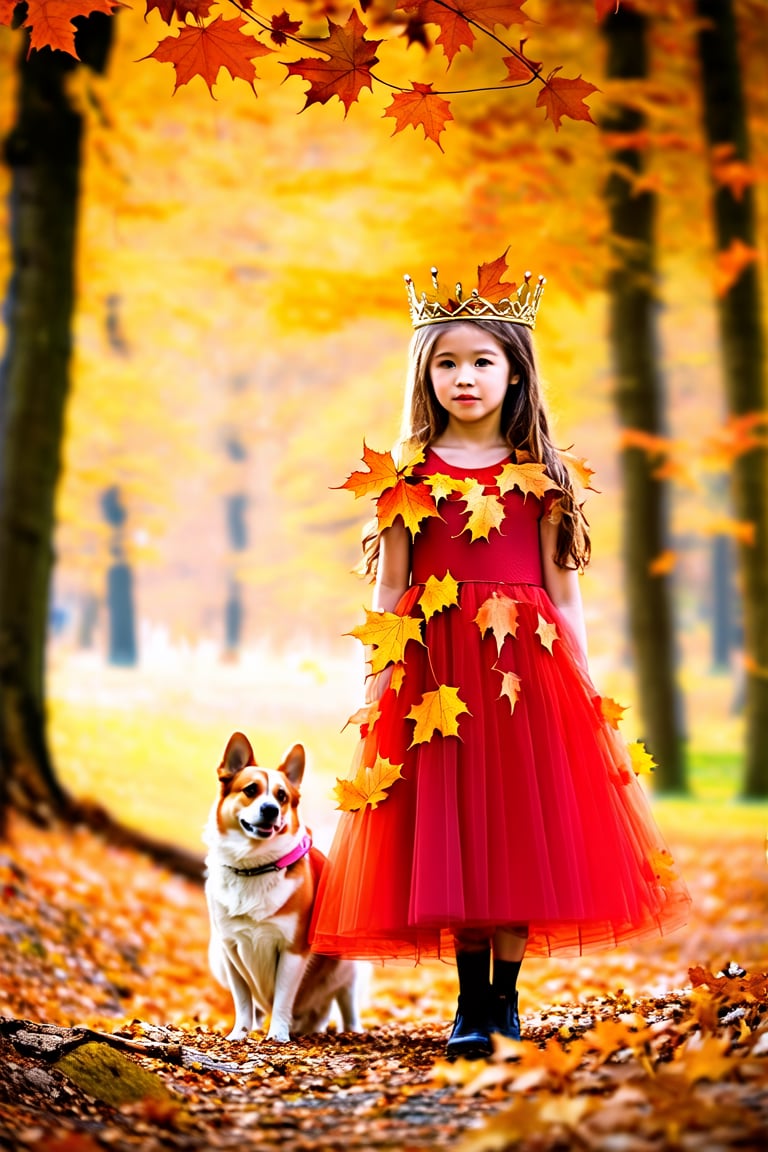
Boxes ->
[430,432,511,467]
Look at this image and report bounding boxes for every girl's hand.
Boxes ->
[365,665,393,704]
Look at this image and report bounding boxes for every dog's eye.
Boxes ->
[243,783,259,799]
[276,789,288,804]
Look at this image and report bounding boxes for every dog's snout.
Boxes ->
[260,802,280,823]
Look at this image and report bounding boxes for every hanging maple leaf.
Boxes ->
[419,572,459,621]
[377,475,441,537]
[347,609,424,673]
[599,696,627,729]
[337,443,400,500]
[474,593,519,654]
[146,15,272,95]
[497,669,522,713]
[502,40,541,82]
[269,9,302,46]
[283,10,382,114]
[144,0,214,27]
[408,684,470,745]
[334,755,403,811]
[476,249,516,302]
[627,741,656,775]
[19,0,122,59]
[535,70,599,130]
[383,83,453,151]
[454,480,505,541]
[400,0,528,67]
[497,461,559,501]
[535,613,558,653]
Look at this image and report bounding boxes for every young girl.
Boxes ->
[309,259,691,1059]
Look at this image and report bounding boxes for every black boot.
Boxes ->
[446,948,492,1060]
[491,958,522,1041]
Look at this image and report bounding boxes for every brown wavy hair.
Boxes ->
[360,319,590,577]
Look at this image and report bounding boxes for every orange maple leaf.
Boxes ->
[474,593,519,655]
[535,613,558,654]
[714,238,759,298]
[497,669,522,713]
[347,609,424,673]
[502,40,541,83]
[147,15,272,95]
[401,0,527,66]
[583,1017,638,1065]
[497,461,559,501]
[477,249,516,303]
[283,10,382,114]
[627,741,656,775]
[384,83,453,151]
[337,443,401,500]
[377,477,441,536]
[419,572,460,621]
[595,0,619,19]
[536,70,599,130]
[19,0,122,59]
[0,0,16,24]
[648,550,677,576]
[145,0,214,27]
[334,755,403,811]
[558,450,597,496]
[454,480,506,541]
[408,684,470,745]
[269,9,302,46]
[674,1032,738,1085]
[599,696,627,729]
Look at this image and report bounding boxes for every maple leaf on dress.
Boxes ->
[347,609,424,673]
[475,593,519,655]
[383,83,453,151]
[497,669,522,714]
[419,572,459,621]
[390,662,406,694]
[283,10,382,114]
[144,0,214,27]
[344,701,381,733]
[147,15,272,95]
[269,9,302,46]
[535,613,558,654]
[648,848,678,886]
[20,0,122,59]
[599,696,627,729]
[425,472,462,503]
[497,461,559,501]
[535,70,599,130]
[377,477,441,536]
[627,741,656,775]
[454,480,506,541]
[408,685,471,745]
[334,755,403,811]
[337,443,400,500]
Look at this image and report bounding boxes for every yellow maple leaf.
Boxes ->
[334,756,404,812]
[474,593,519,654]
[557,450,597,496]
[425,473,462,503]
[498,669,522,713]
[377,477,441,537]
[454,480,506,541]
[627,741,656,775]
[599,696,627,729]
[390,662,406,694]
[347,610,424,673]
[535,614,558,654]
[497,461,559,501]
[648,848,677,886]
[420,572,460,621]
[408,685,471,745]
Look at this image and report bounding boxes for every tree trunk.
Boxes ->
[694,0,768,798]
[0,22,205,878]
[601,8,687,791]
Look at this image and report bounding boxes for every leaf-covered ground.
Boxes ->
[1,809,767,1151]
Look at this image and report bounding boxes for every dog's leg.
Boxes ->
[225,962,256,1041]
[336,980,362,1033]
[267,950,309,1042]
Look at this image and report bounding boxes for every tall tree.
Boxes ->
[600,5,687,791]
[694,0,768,798]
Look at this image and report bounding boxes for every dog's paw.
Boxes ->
[226,1026,251,1041]
[265,1027,291,1043]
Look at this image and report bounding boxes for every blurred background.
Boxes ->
[1,0,767,858]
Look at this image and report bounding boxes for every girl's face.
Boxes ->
[428,323,518,433]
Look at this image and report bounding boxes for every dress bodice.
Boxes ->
[410,448,546,586]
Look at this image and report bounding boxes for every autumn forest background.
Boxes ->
[1,1,768,1149]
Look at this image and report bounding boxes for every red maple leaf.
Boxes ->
[283,10,382,114]
[536,70,599,130]
[477,249,516,302]
[502,39,541,82]
[384,82,453,150]
[595,0,619,21]
[19,0,123,59]
[0,0,19,27]
[144,0,214,26]
[147,15,272,95]
[270,9,301,46]
[401,0,527,66]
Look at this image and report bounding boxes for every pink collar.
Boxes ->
[226,832,312,877]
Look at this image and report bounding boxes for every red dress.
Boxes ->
[310,448,691,960]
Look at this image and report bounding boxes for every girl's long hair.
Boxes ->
[360,319,590,577]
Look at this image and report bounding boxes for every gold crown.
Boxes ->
[404,267,546,330]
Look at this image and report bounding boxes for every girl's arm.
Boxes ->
[366,519,411,702]
[540,517,588,663]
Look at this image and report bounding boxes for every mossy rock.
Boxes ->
[56,1042,178,1109]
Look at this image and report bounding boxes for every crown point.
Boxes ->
[404,274,412,284]
[524,270,532,280]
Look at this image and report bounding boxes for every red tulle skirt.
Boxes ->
[310,581,691,961]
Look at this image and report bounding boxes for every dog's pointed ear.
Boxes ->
[218,732,256,782]
[280,744,305,788]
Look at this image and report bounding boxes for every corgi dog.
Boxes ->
[204,732,359,1042]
